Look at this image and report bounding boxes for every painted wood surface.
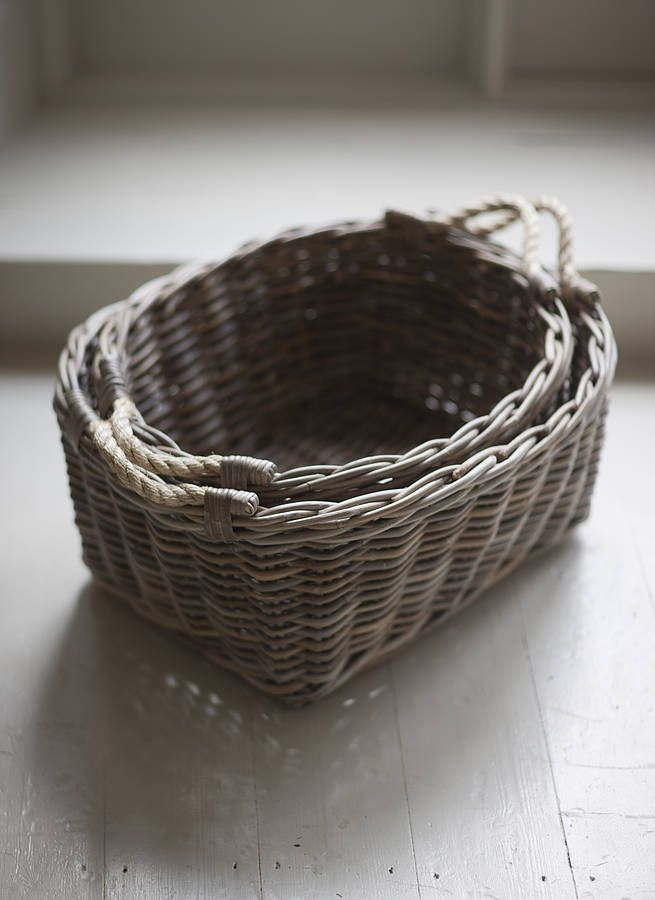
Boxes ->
[0,373,653,900]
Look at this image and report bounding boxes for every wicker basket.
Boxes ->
[54,195,615,703]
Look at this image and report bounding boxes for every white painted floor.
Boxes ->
[0,372,654,900]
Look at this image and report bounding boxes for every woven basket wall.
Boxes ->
[54,195,616,703]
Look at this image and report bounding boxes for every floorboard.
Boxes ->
[0,373,653,899]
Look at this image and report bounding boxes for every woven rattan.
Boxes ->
[54,194,616,703]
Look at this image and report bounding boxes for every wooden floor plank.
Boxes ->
[0,376,104,900]
[563,813,655,900]
[97,592,262,900]
[1,374,654,899]
[519,381,655,899]
[251,665,421,900]
[392,570,578,899]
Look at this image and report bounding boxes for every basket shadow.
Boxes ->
[28,532,587,879]
[29,580,268,879]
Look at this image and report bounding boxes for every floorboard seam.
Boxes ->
[249,705,264,900]
[519,600,580,900]
[390,660,422,899]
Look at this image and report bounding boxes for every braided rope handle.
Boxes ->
[76,193,587,531]
[110,396,277,486]
[61,278,271,534]
[432,193,590,298]
[432,193,544,281]
[82,414,260,538]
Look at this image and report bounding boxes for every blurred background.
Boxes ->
[0,0,653,368]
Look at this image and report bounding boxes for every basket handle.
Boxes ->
[91,350,277,493]
[61,384,261,540]
[109,395,277,487]
[433,193,596,301]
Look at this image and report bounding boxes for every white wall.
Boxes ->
[0,0,39,141]
[0,0,74,142]
[37,0,75,100]
[510,0,655,76]
[71,0,655,83]
[72,0,465,77]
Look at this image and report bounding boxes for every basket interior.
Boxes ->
[124,223,549,470]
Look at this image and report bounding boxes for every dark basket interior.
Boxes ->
[123,223,550,471]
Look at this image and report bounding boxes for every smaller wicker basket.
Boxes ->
[55,194,616,703]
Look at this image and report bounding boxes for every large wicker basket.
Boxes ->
[54,195,615,703]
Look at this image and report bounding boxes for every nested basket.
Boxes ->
[54,195,615,703]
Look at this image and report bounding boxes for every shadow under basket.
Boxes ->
[54,201,616,703]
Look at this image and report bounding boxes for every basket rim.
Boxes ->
[63,215,574,494]
[77,304,613,543]
[53,203,616,542]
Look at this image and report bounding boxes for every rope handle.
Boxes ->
[64,387,262,540]
[90,350,277,493]
[91,415,259,536]
[432,193,544,281]
[110,395,277,488]
[431,193,597,302]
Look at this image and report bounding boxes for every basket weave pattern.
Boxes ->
[55,195,615,702]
